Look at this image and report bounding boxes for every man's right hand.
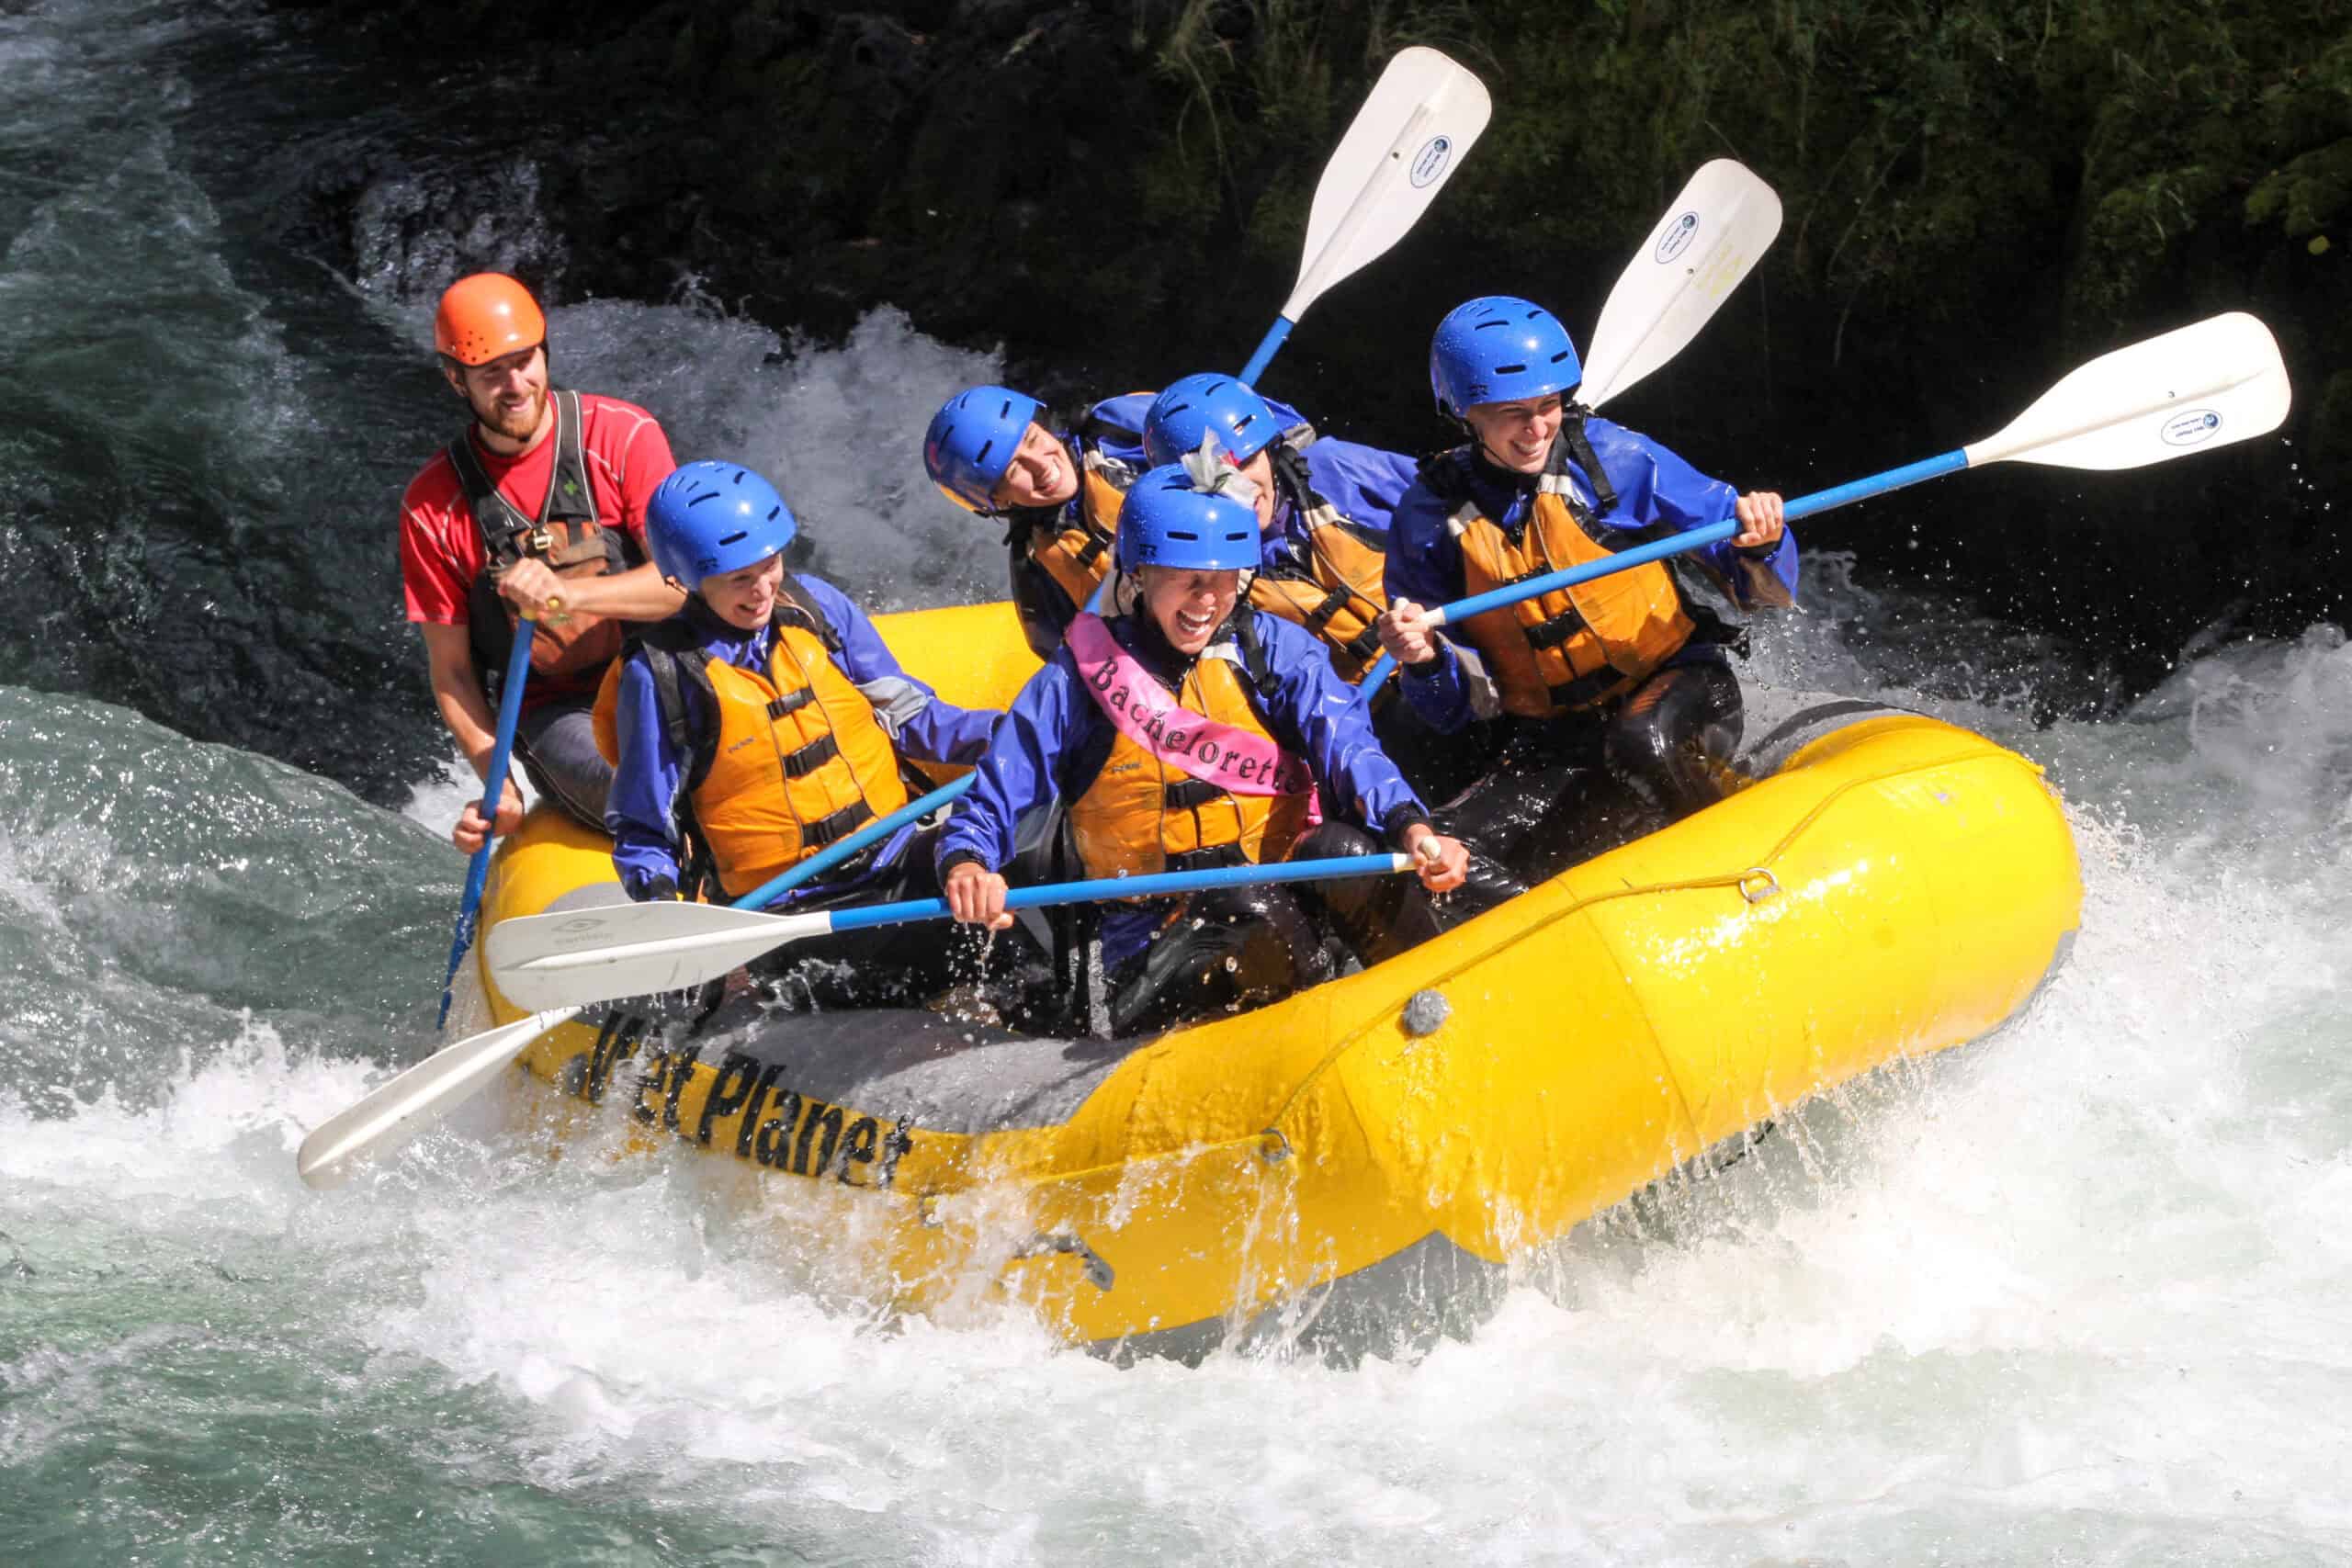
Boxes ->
[944,861,1013,931]
[495,557,570,622]
[452,780,526,853]
[1376,599,1442,667]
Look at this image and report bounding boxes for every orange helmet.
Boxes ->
[434,273,547,366]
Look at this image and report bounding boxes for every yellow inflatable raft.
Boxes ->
[478,602,2080,1357]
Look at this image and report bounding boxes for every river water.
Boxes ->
[3,2,2348,1562]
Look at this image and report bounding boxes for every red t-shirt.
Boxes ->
[399,391,676,627]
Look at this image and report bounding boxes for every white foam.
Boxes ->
[401,747,537,836]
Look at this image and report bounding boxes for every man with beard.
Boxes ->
[397,272,683,851]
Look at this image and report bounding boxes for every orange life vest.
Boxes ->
[592,584,910,901]
[1246,439,1389,682]
[1067,619,1310,882]
[1443,440,1696,719]
[1027,450,1135,612]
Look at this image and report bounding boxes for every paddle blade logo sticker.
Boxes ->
[1655,211,1701,264]
[2161,409,2222,446]
[1409,135,1453,188]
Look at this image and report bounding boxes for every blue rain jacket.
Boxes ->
[1382,417,1799,734]
[1257,436,1419,579]
[605,576,997,906]
[936,606,1430,969]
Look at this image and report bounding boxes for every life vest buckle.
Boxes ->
[526,525,556,557]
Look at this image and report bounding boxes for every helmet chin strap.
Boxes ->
[1467,401,1581,477]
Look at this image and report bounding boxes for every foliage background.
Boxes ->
[295,0,2352,692]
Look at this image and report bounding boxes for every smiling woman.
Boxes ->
[939,463,1471,1035]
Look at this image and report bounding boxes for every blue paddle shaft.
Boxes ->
[729,773,977,913]
[436,618,537,1027]
[1357,446,1977,692]
[1784,449,1968,522]
[829,851,1409,935]
[1238,317,1297,386]
[1073,310,1301,621]
[1356,519,1736,690]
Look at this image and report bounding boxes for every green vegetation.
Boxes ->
[306,0,2349,656]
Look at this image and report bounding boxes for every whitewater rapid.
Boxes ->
[8,330,2349,1559]
[5,0,2350,1560]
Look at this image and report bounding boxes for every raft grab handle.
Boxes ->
[1012,1232,1116,1292]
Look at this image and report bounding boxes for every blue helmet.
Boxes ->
[923,384,1044,513]
[1114,465,1261,572]
[1429,296,1582,419]
[646,461,797,586]
[1141,374,1280,468]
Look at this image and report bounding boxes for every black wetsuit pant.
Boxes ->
[1100,822,1464,1038]
[1431,656,1746,888]
[514,695,614,833]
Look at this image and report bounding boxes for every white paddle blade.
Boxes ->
[296,1007,579,1189]
[485,900,833,1012]
[1579,160,1783,409]
[1280,47,1492,321]
[1971,311,2292,471]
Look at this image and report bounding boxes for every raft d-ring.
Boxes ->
[1011,1232,1114,1292]
[1737,867,1782,904]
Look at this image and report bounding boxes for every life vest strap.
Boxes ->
[1074,529,1110,569]
[1298,584,1353,632]
[765,687,813,721]
[1523,604,1589,650]
[797,798,877,851]
[1556,408,1620,520]
[1547,664,1630,712]
[1166,842,1250,876]
[778,732,841,780]
[1163,778,1230,811]
[449,389,602,558]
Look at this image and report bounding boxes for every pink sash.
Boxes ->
[1067,613,1315,799]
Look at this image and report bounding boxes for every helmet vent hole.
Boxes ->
[976,438,995,465]
[1494,361,1528,375]
[718,530,747,547]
